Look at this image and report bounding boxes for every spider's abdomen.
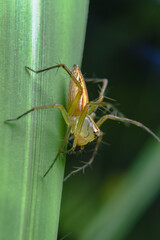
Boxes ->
[67,65,89,116]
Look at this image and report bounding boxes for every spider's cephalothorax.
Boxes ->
[68,65,101,147]
[5,64,160,180]
[71,115,101,146]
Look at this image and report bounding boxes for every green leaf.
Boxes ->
[0,1,89,240]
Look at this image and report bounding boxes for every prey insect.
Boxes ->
[5,64,160,180]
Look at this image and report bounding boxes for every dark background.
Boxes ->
[59,1,160,239]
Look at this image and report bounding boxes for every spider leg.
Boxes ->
[86,78,108,114]
[62,146,84,155]
[90,112,96,119]
[25,64,83,117]
[86,78,122,117]
[4,104,70,125]
[25,64,81,91]
[64,133,103,181]
[85,78,108,103]
[43,126,73,177]
[96,114,160,142]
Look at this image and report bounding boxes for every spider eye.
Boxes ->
[93,131,98,139]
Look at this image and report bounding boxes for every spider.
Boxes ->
[5,64,160,180]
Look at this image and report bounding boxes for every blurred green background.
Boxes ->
[58,1,160,240]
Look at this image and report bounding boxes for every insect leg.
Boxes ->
[96,114,160,142]
[64,132,103,181]
[4,104,70,125]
